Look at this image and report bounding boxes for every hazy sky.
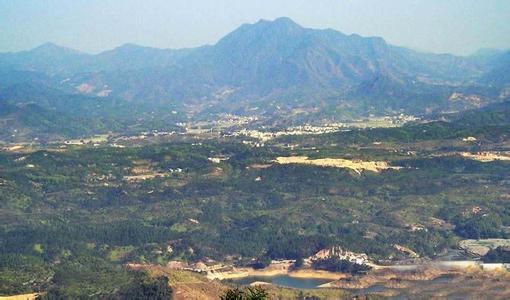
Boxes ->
[1,0,509,56]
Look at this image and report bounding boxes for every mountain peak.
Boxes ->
[271,17,298,25]
[216,17,304,48]
[31,42,83,55]
[255,17,302,30]
[32,42,62,52]
[108,43,150,53]
[470,48,503,58]
[116,43,146,50]
[36,42,60,48]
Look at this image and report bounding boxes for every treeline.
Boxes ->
[0,221,177,255]
[438,208,508,240]
[277,101,510,146]
[482,247,510,263]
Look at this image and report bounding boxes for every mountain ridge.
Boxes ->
[1,17,509,118]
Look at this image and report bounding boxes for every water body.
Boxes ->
[229,275,332,289]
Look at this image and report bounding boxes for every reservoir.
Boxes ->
[228,275,332,289]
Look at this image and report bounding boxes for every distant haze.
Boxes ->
[1,0,509,56]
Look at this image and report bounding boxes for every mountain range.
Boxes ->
[0,17,509,140]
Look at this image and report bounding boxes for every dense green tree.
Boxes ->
[121,272,172,300]
[312,258,371,275]
[220,287,268,300]
[482,247,510,263]
[454,213,505,239]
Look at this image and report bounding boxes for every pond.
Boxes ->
[228,275,332,289]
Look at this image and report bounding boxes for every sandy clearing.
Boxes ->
[274,156,401,174]
[459,239,510,256]
[459,152,510,162]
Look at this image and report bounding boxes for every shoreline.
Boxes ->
[208,267,347,281]
[206,259,510,283]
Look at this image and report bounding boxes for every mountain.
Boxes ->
[0,69,55,90]
[454,100,510,127]
[0,83,120,118]
[57,18,501,115]
[0,43,195,76]
[0,82,129,142]
[0,42,88,75]
[1,18,508,120]
[83,43,196,72]
[0,102,104,142]
[0,78,191,142]
[480,50,510,89]
[187,17,403,97]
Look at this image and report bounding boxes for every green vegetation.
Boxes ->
[311,258,371,275]
[119,272,172,300]
[1,109,509,296]
[453,213,505,239]
[482,247,510,263]
[252,256,272,270]
[0,16,509,297]
[221,286,269,300]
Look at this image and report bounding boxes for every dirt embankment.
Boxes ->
[388,269,510,299]
[0,294,41,300]
[325,268,450,289]
[323,267,510,299]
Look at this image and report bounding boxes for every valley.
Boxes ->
[1,14,509,299]
[1,18,509,145]
[1,103,510,297]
